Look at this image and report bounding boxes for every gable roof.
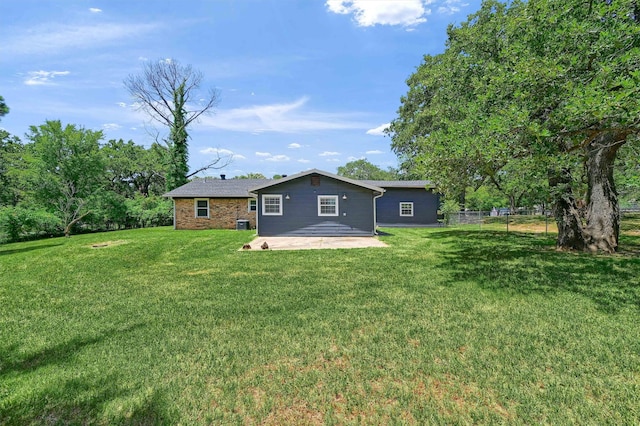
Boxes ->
[163,178,270,198]
[248,169,385,194]
[163,170,435,199]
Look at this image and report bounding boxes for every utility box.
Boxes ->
[236,220,250,230]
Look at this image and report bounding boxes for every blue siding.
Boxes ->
[257,174,377,236]
[375,188,440,226]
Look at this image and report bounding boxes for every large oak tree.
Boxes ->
[390,0,640,253]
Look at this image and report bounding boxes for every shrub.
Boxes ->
[0,206,62,243]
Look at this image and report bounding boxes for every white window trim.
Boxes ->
[399,202,414,217]
[248,198,257,212]
[195,198,210,218]
[318,195,339,217]
[262,194,283,216]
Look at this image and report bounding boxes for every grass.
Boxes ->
[1,224,639,424]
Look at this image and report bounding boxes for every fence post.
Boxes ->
[506,213,509,233]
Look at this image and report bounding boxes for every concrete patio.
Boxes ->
[242,236,388,251]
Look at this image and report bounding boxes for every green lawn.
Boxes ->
[1,226,639,424]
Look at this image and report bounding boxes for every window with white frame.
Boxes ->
[195,198,209,218]
[262,194,282,215]
[248,198,257,212]
[318,195,339,216]
[399,202,414,217]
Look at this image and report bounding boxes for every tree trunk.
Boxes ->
[549,168,586,251]
[582,131,625,253]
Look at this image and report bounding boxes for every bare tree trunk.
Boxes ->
[582,131,626,253]
[550,168,586,251]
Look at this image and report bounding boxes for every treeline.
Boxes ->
[0,120,173,243]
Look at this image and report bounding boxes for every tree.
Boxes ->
[390,0,640,253]
[0,95,8,120]
[26,121,105,237]
[235,173,267,179]
[0,130,24,207]
[337,159,399,180]
[102,139,167,198]
[124,59,222,191]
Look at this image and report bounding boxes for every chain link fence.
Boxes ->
[445,209,640,235]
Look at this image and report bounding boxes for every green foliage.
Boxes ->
[1,227,639,423]
[124,195,173,228]
[124,59,220,192]
[0,95,8,119]
[25,121,105,236]
[465,185,508,211]
[0,130,25,207]
[0,205,61,243]
[616,139,640,207]
[439,198,461,225]
[102,138,166,198]
[235,172,267,179]
[337,158,399,180]
[390,0,640,250]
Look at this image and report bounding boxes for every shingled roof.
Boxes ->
[163,173,435,198]
[163,178,271,198]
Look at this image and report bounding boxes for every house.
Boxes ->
[362,180,440,227]
[249,169,385,236]
[163,176,269,230]
[163,169,439,235]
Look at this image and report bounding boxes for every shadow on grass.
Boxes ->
[0,323,144,377]
[430,229,640,313]
[0,323,174,424]
[1,374,171,425]
[0,242,63,256]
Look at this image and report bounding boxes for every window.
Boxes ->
[248,198,257,212]
[195,198,209,218]
[262,194,282,215]
[318,195,339,216]
[400,202,414,217]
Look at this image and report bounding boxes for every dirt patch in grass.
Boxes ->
[89,240,129,249]
[262,399,324,425]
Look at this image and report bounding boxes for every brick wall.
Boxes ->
[173,198,257,230]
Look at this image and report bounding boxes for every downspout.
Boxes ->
[172,198,176,230]
[250,192,259,235]
[373,190,384,235]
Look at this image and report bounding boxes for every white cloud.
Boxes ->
[255,152,272,157]
[201,147,245,160]
[325,158,341,163]
[201,147,234,155]
[102,123,121,131]
[117,102,127,108]
[196,97,368,134]
[366,122,390,136]
[298,159,311,163]
[319,151,340,156]
[326,0,431,27]
[24,70,70,86]
[1,22,161,56]
[89,8,102,13]
[347,156,365,161]
[265,155,291,162]
[438,0,466,15]
[288,143,302,149]
[366,150,384,155]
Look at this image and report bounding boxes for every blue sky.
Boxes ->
[1,0,481,178]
